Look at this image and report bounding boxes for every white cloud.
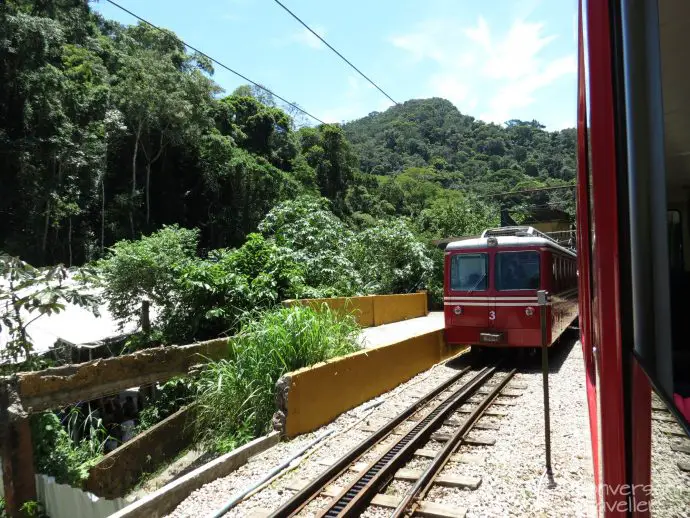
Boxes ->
[429,74,469,105]
[321,75,377,124]
[390,15,576,125]
[291,25,327,50]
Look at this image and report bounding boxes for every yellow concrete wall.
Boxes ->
[283,293,427,328]
[372,293,428,326]
[282,330,467,437]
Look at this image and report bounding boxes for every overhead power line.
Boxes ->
[104,0,328,125]
[478,184,576,199]
[271,0,399,106]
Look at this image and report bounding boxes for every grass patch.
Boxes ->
[194,304,360,452]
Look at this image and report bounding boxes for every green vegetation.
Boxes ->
[30,410,107,486]
[1,2,573,272]
[137,377,196,431]
[344,102,576,217]
[194,305,360,453]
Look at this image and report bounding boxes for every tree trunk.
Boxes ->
[146,161,151,228]
[130,122,142,238]
[144,132,165,228]
[42,200,50,259]
[68,216,73,267]
[101,139,107,253]
[101,178,105,254]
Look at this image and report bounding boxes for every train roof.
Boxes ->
[445,226,576,257]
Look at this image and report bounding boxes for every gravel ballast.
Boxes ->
[166,355,471,518]
[167,338,604,517]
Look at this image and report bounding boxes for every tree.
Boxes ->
[96,225,199,330]
[300,125,357,207]
[113,23,217,233]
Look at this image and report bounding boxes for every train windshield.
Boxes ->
[450,253,488,291]
[496,252,540,290]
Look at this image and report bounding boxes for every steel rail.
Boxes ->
[391,368,517,517]
[316,366,497,517]
[269,365,472,517]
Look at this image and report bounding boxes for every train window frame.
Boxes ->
[449,253,489,292]
[495,251,541,291]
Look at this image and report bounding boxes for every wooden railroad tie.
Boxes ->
[342,463,481,489]
[670,440,690,455]
[651,414,678,424]
[320,487,467,518]
[458,408,507,418]
[444,418,499,431]
[678,460,690,473]
[476,389,524,398]
[414,448,486,465]
[430,432,495,446]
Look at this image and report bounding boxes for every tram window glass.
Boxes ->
[450,254,488,291]
[496,252,540,290]
[668,210,683,273]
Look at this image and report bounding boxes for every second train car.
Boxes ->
[444,226,578,348]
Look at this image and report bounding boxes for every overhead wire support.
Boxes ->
[271,0,399,106]
[104,0,328,125]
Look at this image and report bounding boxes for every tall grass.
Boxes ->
[194,305,360,452]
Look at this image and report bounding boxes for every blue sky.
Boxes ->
[92,0,577,129]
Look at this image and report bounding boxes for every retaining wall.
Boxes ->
[84,405,196,500]
[275,329,466,437]
[283,292,428,328]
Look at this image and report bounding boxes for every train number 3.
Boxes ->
[489,310,496,320]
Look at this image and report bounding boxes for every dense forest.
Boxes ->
[1,0,575,269]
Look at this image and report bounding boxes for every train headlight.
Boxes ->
[453,305,463,315]
[525,306,535,316]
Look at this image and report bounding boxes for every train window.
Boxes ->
[450,253,488,291]
[496,252,540,290]
[668,210,683,274]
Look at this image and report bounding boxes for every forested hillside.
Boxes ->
[344,98,576,215]
[1,1,575,269]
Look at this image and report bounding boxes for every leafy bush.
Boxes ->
[18,501,46,518]
[30,411,106,486]
[137,377,197,431]
[194,305,360,452]
[97,225,199,327]
[259,196,364,296]
[348,218,434,294]
[163,233,306,342]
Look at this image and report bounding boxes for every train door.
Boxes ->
[487,250,497,332]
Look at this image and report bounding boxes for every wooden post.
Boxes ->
[1,379,37,517]
[141,300,151,335]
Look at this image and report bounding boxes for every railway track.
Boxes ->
[268,363,518,518]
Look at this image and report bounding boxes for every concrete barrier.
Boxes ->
[110,432,281,518]
[17,338,228,412]
[283,293,428,328]
[84,405,196,499]
[372,293,428,326]
[275,329,466,437]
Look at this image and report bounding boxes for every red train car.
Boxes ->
[444,226,577,348]
[578,0,690,515]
